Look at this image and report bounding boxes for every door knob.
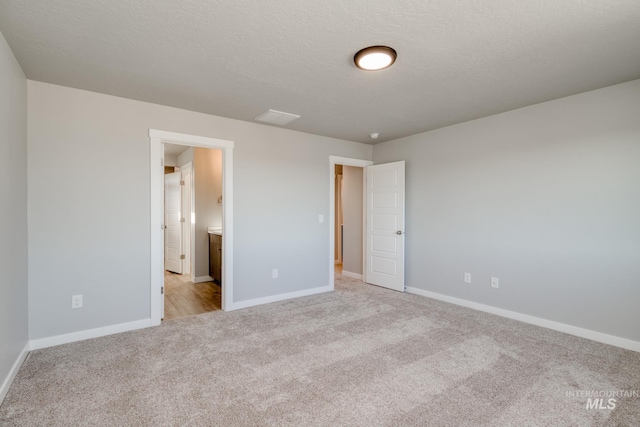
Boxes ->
[396,230,403,235]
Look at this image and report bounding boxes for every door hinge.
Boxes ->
[180,254,185,260]
[161,286,164,295]
[180,180,185,185]
[180,217,185,223]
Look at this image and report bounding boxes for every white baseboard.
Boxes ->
[193,276,214,283]
[29,319,152,351]
[342,270,363,280]
[0,342,29,405]
[406,287,640,353]
[228,285,333,311]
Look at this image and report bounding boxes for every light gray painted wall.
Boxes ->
[342,166,363,275]
[177,147,193,167]
[27,81,372,339]
[164,153,178,167]
[373,79,640,342]
[0,31,28,388]
[193,147,222,278]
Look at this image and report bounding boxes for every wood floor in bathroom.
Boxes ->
[163,271,221,320]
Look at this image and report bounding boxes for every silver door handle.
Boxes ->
[396,230,403,235]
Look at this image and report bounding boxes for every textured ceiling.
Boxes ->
[1,1,639,144]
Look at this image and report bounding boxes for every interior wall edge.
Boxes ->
[28,319,152,351]
[406,287,640,353]
[0,343,29,406]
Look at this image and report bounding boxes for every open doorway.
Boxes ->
[334,164,365,281]
[150,129,234,326]
[330,156,407,293]
[163,144,223,320]
[329,156,372,289]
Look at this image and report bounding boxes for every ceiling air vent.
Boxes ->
[255,109,301,126]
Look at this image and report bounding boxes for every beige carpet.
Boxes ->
[2,273,639,426]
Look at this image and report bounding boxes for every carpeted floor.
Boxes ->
[2,272,639,426]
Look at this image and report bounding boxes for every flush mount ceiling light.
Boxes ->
[354,46,397,71]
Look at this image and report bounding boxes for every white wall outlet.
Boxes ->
[272,268,278,279]
[464,273,471,283]
[491,277,499,288]
[72,294,83,308]
[318,214,324,223]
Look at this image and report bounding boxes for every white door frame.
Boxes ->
[150,129,234,325]
[329,156,372,290]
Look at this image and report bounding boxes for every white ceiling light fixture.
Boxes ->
[354,46,397,71]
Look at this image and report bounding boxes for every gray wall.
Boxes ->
[164,153,178,167]
[177,146,194,167]
[373,79,640,342]
[0,31,28,389]
[27,80,372,339]
[342,166,363,275]
[193,147,222,278]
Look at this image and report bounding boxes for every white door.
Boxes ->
[164,171,182,274]
[181,163,193,276]
[365,161,405,291]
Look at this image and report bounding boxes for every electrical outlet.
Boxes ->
[72,294,83,308]
[491,277,499,289]
[272,269,278,279]
[318,214,324,223]
[464,273,471,283]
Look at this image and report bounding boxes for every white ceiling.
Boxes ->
[1,1,639,144]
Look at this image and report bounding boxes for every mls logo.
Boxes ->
[586,398,616,410]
